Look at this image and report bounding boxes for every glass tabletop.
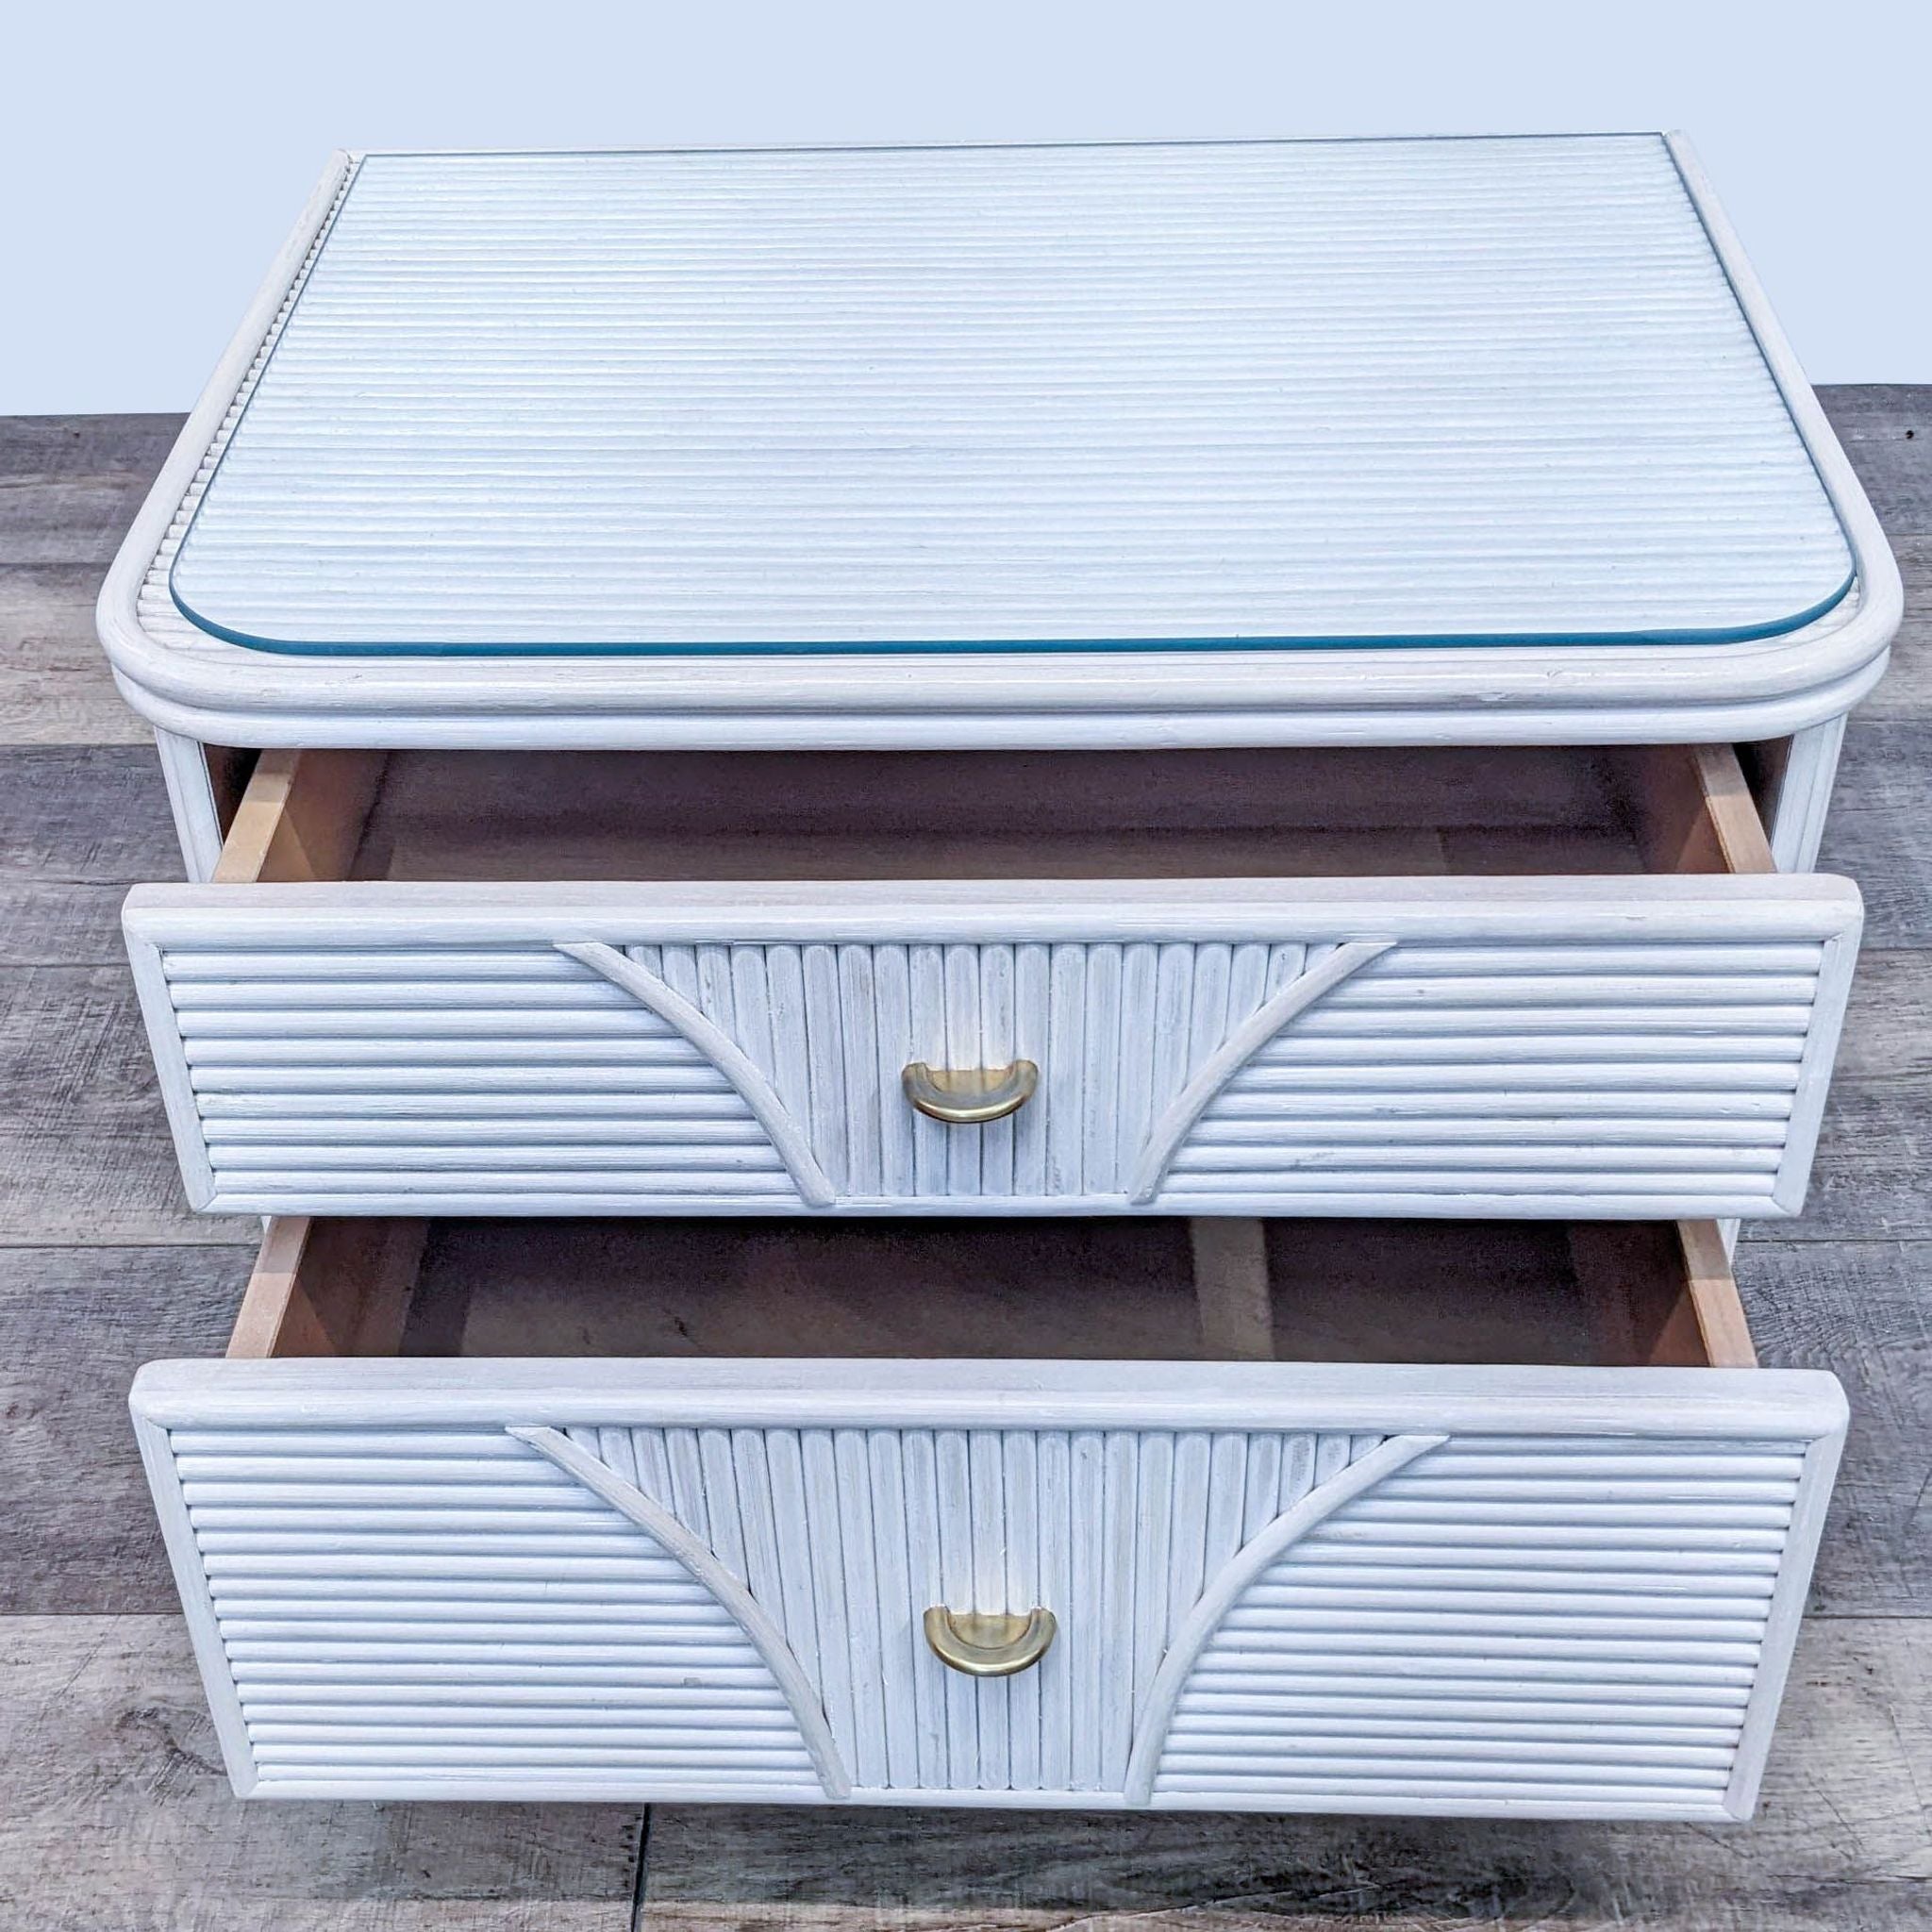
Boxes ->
[169,136,1855,658]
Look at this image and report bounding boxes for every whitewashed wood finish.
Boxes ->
[143,1419,827,1799]
[1121,1431,1446,1798]
[511,1424,851,1796]
[1767,716,1850,874]
[152,728,224,882]
[170,142,1855,655]
[562,1420,1401,1796]
[96,139,1898,754]
[1127,940,1393,1202]
[123,877,1862,1219]
[132,1356,1846,1436]
[558,941,836,1207]
[1724,1428,1846,1816]
[1141,1431,1823,1815]
[130,1377,261,1794]
[128,1359,1847,1816]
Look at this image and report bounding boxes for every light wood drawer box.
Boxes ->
[124,742,1859,1221]
[133,1213,1840,1818]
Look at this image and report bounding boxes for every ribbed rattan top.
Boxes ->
[168,136,1854,657]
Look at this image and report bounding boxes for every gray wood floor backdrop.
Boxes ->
[0,397,1926,1930]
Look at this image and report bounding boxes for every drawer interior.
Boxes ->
[212,743,1774,886]
[227,1214,1757,1374]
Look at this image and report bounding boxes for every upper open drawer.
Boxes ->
[124,743,1860,1220]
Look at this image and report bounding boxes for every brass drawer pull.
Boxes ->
[923,1606,1058,1677]
[901,1059,1039,1124]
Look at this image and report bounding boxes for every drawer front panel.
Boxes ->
[124,878,1860,1219]
[1169,940,1840,1209]
[539,1421,1396,1797]
[164,1425,826,1796]
[1143,1433,1808,1811]
[143,941,801,1208]
[133,1359,1845,1816]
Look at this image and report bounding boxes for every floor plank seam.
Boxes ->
[0,1241,261,1253]
[629,1807,654,1932]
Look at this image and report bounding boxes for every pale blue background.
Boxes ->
[4,0,1925,413]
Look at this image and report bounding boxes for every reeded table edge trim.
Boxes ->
[96,136,1900,747]
[127,1357,1852,1441]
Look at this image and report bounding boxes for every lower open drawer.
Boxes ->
[132,1215,1842,1819]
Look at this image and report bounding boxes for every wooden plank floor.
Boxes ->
[0,398,1926,1928]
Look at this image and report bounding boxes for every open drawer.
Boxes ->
[123,743,1861,1219]
[132,1213,1842,1818]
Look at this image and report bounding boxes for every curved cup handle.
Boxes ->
[922,1605,1058,1677]
[901,1059,1039,1124]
